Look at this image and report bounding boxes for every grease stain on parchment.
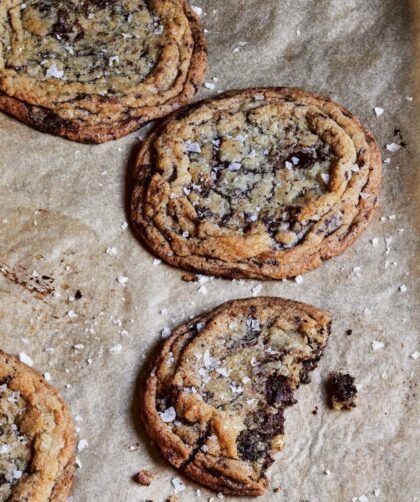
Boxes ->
[0,207,133,383]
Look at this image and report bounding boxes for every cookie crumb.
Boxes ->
[134,469,154,486]
[329,372,357,410]
[167,496,179,502]
[182,273,198,282]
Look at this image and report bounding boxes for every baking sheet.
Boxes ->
[0,0,419,501]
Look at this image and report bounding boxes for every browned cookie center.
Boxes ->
[172,99,339,247]
[1,0,162,91]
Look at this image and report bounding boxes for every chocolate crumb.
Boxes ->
[328,372,357,410]
[74,289,83,299]
[134,469,154,486]
[345,329,352,336]
[311,406,318,415]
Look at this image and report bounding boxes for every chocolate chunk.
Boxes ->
[265,374,295,407]
[236,429,267,461]
[260,411,285,436]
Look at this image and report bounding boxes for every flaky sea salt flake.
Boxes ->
[386,143,401,152]
[171,476,186,492]
[228,162,241,171]
[191,5,202,16]
[252,284,262,296]
[160,406,176,423]
[216,367,230,377]
[109,344,122,353]
[77,439,88,452]
[19,352,33,367]
[185,141,201,153]
[46,63,64,79]
[371,340,384,350]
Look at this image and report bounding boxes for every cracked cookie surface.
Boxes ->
[0,0,207,142]
[131,87,382,279]
[0,351,75,502]
[142,297,331,496]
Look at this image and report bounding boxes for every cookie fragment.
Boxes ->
[330,372,357,410]
[0,0,207,143]
[131,87,382,279]
[0,350,76,501]
[142,297,331,496]
[135,469,154,486]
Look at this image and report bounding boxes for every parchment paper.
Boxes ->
[0,1,419,501]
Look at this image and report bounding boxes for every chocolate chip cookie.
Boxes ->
[142,297,331,496]
[0,0,207,143]
[131,87,382,279]
[0,350,76,501]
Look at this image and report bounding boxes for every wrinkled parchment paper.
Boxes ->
[0,1,419,501]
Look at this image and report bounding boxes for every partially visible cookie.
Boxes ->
[131,87,382,279]
[0,350,76,501]
[142,297,331,496]
[0,0,207,143]
[329,372,357,410]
